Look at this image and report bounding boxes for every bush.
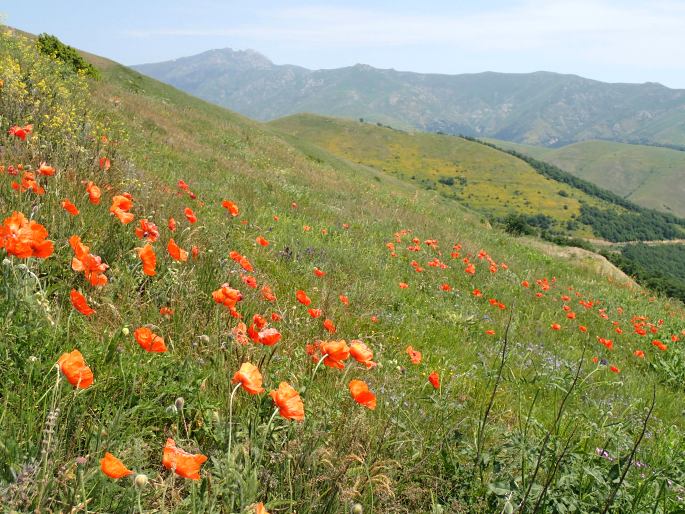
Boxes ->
[36,33,99,79]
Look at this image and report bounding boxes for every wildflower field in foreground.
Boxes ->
[1,29,685,513]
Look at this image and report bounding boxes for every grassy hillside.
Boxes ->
[486,139,685,218]
[270,114,685,243]
[133,49,685,147]
[3,30,685,513]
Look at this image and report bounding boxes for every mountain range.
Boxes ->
[134,48,685,147]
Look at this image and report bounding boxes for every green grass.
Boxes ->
[486,138,685,217]
[3,30,685,513]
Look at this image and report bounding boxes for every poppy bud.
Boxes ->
[122,327,130,336]
[134,473,149,488]
[175,397,185,411]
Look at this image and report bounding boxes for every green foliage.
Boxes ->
[36,33,99,79]
[603,244,685,303]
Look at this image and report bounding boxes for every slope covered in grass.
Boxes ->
[487,138,685,217]
[2,30,685,513]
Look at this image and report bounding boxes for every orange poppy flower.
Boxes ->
[109,195,134,224]
[349,340,376,368]
[323,318,336,333]
[162,438,207,480]
[221,200,239,216]
[138,244,157,276]
[472,289,482,297]
[399,282,409,289]
[99,156,111,171]
[70,289,95,316]
[609,365,620,373]
[213,285,243,313]
[135,219,160,242]
[321,340,350,369]
[191,245,199,258]
[256,236,269,247]
[256,503,270,514]
[36,163,55,176]
[485,329,496,336]
[100,452,133,479]
[69,235,108,286]
[440,283,452,292]
[428,371,440,389]
[134,327,167,352]
[551,323,561,331]
[579,325,588,333]
[406,346,422,364]
[8,124,32,140]
[184,207,197,224]
[348,379,376,410]
[0,212,54,259]
[85,181,101,205]
[160,306,173,316]
[313,267,326,277]
[57,349,94,389]
[242,274,258,289]
[634,350,645,358]
[308,308,322,318]
[10,171,44,195]
[167,238,188,262]
[61,199,79,216]
[269,382,304,421]
[271,312,282,322]
[257,327,281,346]
[168,217,177,231]
[261,285,277,302]
[296,289,311,306]
[339,295,349,306]
[232,362,265,394]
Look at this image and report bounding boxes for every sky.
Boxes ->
[4,0,685,88]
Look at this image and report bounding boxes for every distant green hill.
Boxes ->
[486,139,685,217]
[134,48,685,147]
[270,114,685,243]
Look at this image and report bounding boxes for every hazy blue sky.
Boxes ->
[4,0,685,87]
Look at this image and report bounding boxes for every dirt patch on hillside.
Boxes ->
[522,237,637,287]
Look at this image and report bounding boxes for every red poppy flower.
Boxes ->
[57,349,94,389]
[1,212,54,259]
[134,327,167,352]
[350,340,376,368]
[313,267,326,277]
[349,379,376,409]
[323,318,336,333]
[406,346,422,364]
[86,181,101,205]
[70,235,108,286]
[256,236,269,247]
[109,195,134,224]
[296,289,311,306]
[138,244,157,276]
[135,219,160,242]
[162,438,207,480]
[167,238,188,262]
[232,362,265,394]
[100,452,133,479]
[428,371,440,389]
[61,199,80,216]
[320,340,350,369]
[221,200,239,216]
[270,382,304,421]
[70,289,95,316]
[184,207,197,224]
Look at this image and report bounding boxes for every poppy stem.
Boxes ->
[227,383,241,457]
